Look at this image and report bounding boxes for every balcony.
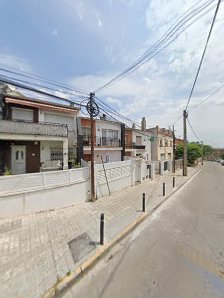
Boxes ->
[83,136,121,147]
[0,119,68,137]
[126,142,146,150]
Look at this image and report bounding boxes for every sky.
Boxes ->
[0,0,224,147]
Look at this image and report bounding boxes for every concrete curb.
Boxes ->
[44,166,202,298]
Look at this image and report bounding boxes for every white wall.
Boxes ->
[0,168,90,217]
[95,150,121,163]
[95,119,121,139]
[39,109,78,146]
[95,160,133,197]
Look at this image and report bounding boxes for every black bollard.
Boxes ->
[142,193,146,212]
[163,182,166,196]
[100,213,104,245]
[173,177,175,188]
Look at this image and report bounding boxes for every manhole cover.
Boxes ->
[68,232,96,264]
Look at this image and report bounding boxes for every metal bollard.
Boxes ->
[173,177,175,188]
[163,182,166,196]
[100,213,104,245]
[142,193,146,212]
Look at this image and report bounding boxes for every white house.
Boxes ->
[0,89,79,175]
[80,115,124,163]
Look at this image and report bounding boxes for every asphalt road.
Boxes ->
[61,162,224,298]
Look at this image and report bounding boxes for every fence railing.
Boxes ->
[0,167,89,195]
[0,119,68,137]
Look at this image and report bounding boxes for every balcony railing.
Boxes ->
[83,136,121,147]
[0,119,68,137]
[125,142,146,150]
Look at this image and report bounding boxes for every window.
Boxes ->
[82,127,91,137]
[160,139,163,147]
[165,140,168,147]
[170,141,173,147]
[168,153,172,160]
[50,148,63,161]
[136,136,142,145]
[12,107,33,122]
[160,153,165,160]
[102,129,119,140]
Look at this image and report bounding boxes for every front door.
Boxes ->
[11,146,26,174]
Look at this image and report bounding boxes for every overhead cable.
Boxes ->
[95,0,216,93]
[185,0,221,110]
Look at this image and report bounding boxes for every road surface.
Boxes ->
[61,162,224,298]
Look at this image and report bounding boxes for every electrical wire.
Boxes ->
[0,73,86,101]
[0,76,84,107]
[95,0,216,93]
[187,118,200,140]
[0,66,89,95]
[185,0,221,110]
[189,83,224,111]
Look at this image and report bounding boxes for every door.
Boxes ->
[11,146,26,174]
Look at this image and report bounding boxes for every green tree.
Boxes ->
[187,143,203,165]
[175,144,183,160]
[175,143,203,164]
[202,144,213,156]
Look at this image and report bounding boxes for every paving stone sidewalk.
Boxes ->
[0,166,200,298]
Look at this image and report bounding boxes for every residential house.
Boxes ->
[175,138,184,146]
[0,85,79,174]
[148,125,173,161]
[125,117,152,160]
[79,115,124,163]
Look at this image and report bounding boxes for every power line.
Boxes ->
[95,96,142,128]
[0,73,85,101]
[172,82,224,125]
[189,83,224,111]
[185,0,221,110]
[187,118,200,140]
[0,66,89,95]
[0,76,84,107]
[95,0,215,93]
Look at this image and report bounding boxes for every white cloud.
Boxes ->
[0,52,32,72]
[67,0,224,147]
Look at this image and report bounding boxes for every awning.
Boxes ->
[5,97,76,114]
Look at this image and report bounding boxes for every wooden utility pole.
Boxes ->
[172,125,176,173]
[183,110,188,176]
[90,92,95,202]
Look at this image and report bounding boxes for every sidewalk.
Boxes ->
[0,166,201,298]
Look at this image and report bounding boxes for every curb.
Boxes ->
[44,167,202,298]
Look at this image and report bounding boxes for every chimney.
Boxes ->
[141,117,146,131]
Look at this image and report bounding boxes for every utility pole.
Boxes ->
[90,92,95,202]
[183,110,188,176]
[172,125,176,173]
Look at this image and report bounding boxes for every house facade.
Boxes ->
[148,125,173,161]
[125,128,152,160]
[0,91,79,175]
[80,116,124,163]
[125,117,152,160]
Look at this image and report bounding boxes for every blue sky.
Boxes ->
[0,0,224,146]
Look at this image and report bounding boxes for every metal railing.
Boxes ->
[0,119,68,137]
[83,136,121,147]
[125,142,146,149]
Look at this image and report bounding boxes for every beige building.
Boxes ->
[148,125,173,161]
